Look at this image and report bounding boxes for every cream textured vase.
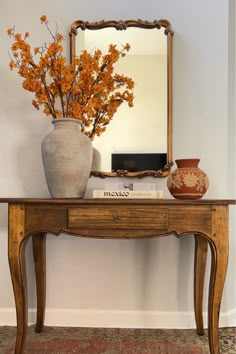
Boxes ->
[41,118,93,198]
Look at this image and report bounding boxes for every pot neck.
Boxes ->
[52,118,82,129]
[175,159,200,168]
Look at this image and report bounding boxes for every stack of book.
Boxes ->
[92,183,163,199]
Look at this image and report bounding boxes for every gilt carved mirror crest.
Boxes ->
[70,19,174,178]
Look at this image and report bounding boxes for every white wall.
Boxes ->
[0,0,235,328]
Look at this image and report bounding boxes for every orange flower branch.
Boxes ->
[7,16,134,139]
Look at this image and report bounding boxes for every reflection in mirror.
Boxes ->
[70,20,174,177]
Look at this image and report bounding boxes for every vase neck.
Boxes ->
[52,118,82,130]
[175,159,200,168]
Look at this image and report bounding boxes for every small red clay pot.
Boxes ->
[167,158,209,200]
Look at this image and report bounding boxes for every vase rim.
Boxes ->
[175,158,200,162]
[175,158,200,168]
[52,118,82,125]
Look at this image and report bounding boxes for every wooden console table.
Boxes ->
[1,198,235,354]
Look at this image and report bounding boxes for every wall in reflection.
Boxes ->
[76,28,167,171]
[93,54,167,171]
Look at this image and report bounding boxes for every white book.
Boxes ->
[105,182,156,191]
[93,190,163,199]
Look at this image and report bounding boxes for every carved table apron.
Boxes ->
[1,198,235,354]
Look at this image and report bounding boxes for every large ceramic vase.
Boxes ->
[167,158,209,200]
[41,118,93,198]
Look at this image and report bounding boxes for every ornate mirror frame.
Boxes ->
[69,19,174,178]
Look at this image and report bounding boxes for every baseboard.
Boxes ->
[219,307,236,327]
[1,307,236,328]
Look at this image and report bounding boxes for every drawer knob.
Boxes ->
[113,212,121,222]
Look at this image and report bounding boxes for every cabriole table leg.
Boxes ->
[194,234,208,335]
[208,206,229,354]
[32,232,47,333]
[8,203,28,354]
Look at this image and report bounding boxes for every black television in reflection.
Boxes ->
[111,153,167,172]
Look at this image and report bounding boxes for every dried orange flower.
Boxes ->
[8,16,134,139]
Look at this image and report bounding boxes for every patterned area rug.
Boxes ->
[0,326,235,354]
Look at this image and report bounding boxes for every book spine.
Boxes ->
[93,190,163,199]
[104,182,156,191]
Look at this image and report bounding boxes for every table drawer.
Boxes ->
[68,207,168,230]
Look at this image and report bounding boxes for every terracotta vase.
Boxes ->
[41,118,93,198]
[167,159,209,200]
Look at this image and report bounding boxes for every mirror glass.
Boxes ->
[70,20,173,177]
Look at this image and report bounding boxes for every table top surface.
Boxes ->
[0,198,235,205]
